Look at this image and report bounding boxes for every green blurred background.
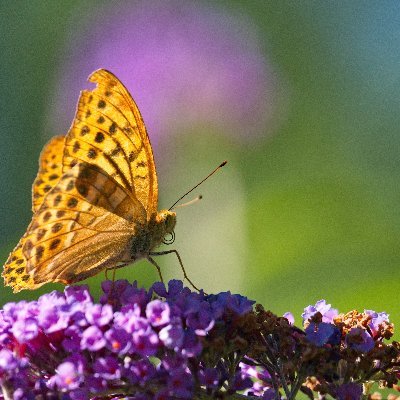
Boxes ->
[1,0,399,339]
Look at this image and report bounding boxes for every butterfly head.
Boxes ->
[155,210,177,246]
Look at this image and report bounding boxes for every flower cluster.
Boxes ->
[0,280,255,399]
[244,301,400,400]
[0,282,399,399]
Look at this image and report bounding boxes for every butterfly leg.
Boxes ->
[105,263,128,280]
[149,250,201,292]
[147,257,164,283]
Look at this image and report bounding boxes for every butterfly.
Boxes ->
[2,69,200,293]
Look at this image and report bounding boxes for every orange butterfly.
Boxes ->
[2,69,206,292]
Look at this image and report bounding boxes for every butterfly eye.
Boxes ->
[163,231,175,245]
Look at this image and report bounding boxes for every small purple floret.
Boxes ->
[305,322,337,347]
[85,304,113,327]
[0,348,18,372]
[346,328,375,352]
[80,326,106,351]
[11,317,39,343]
[54,361,81,390]
[302,300,339,324]
[146,300,170,327]
[283,311,295,325]
[365,309,390,337]
[159,319,184,350]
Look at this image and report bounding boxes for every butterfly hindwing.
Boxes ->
[3,136,67,292]
[32,135,65,212]
[22,162,138,286]
[2,237,40,292]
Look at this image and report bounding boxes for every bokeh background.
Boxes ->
[1,1,399,339]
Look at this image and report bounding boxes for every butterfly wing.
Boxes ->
[22,162,138,288]
[3,135,66,292]
[63,69,158,219]
[32,135,65,212]
[2,239,38,292]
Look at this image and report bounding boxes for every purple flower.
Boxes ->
[302,300,339,324]
[53,361,81,390]
[38,305,70,333]
[37,291,67,308]
[124,359,156,385]
[125,315,151,335]
[132,327,159,356]
[159,319,184,350]
[0,348,18,373]
[86,375,105,392]
[283,312,294,325]
[11,318,39,343]
[365,309,390,337]
[161,354,187,373]
[240,363,271,382]
[68,388,89,400]
[153,280,185,299]
[185,302,215,336]
[167,370,194,399]
[334,382,363,400]
[345,328,375,352]
[13,388,32,400]
[113,304,141,330]
[152,282,168,298]
[146,300,170,327]
[209,292,255,317]
[105,327,131,354]
[305,322,338,347]
[3,301,38,322]
[181,330,202,357]
[119,281,153,309]
[64,285,92,305]
[93,356,121,380]
[50,1,274,150]
[100,279,129,306]
[62,325,82,352]
[80,326,106,351]
[85,304,113,327]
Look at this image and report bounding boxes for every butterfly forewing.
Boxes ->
[63,69,158,218]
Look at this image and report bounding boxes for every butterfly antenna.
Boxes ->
[174,195,203,209]
[169,161,227,211]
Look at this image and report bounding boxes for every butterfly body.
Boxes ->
[3,69,179,292]
[128,210,176,261]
